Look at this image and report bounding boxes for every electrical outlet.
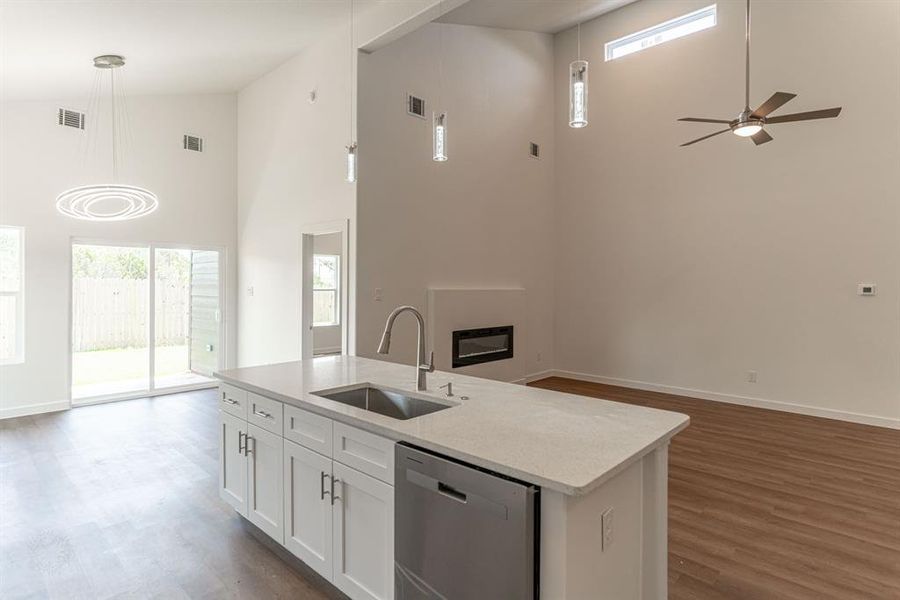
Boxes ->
[601,507,614,551]
[374,288,383,302]
[247,286,254,297]
[536,352,542,363]
[747,370,758,383]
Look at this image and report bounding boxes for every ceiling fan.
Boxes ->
[679,0,841,147]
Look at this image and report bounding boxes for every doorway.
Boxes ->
[71,242,223,403]
[300,221,349,359]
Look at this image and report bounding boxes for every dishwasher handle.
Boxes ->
[437,481,467,503]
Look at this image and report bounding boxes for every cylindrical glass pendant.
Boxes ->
[346,143,357,183]
[433,112,447,162]
[569,60,589,128]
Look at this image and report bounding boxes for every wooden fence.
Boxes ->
[72,278,189,352]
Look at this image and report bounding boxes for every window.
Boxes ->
[0,226,24,364]
[312,254,340,327]
[605,4,716,61]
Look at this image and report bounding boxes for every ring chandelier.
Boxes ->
[55,55,159,221]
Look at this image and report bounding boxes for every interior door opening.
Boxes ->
[300,221,349,360]
[71,242,223,403]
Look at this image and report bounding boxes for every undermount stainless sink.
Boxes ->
[312,384,454,420]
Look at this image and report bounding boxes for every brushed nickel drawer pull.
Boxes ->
[223,397,239,405]
[253,409,273,420]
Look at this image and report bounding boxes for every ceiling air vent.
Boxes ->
[183,134,203,152]
[58,108,85,130]
[407,94,426,119]
[529,142,541,159]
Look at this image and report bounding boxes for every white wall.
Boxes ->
[356,23,556,375]
[553,0,900,426]
[237,31,356,367]
[236,0,460,368]
[0,94,237,418]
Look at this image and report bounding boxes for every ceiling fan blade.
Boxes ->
[680,128,731,147]
[678,117,733,124]
[751,129,773,145]
[766,107,842,124]
[751,92,797,118]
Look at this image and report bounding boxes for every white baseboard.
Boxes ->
[521,369,900,430]
[313,347,343,356]
[0,400,70,420]
[510,369,556,385]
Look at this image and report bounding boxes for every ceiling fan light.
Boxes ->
[733,123,763,137]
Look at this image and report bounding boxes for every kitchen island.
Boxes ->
[216,356,689,600]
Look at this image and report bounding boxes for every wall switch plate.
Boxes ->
[374,288,383,301]
[747,370,758,383]
[601,507,614,551]
[858,283,877,296]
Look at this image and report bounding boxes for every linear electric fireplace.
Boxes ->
[452,325,514,368]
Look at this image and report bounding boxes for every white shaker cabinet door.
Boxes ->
[246,423,284,544]
[284,439,334,581]
[331,461,394,600]
[219,411,247,516]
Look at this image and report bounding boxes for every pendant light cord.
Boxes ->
[745,0,751,110]
[111,68,118,182]
[577,0,583,59]
[349,0,354,143]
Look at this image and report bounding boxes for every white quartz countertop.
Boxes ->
[215,356,689,496]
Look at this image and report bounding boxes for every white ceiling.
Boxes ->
[439,0,639,34]
[0,0,364,100]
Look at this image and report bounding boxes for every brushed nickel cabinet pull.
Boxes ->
[253,409,273,420]
[320,471,331,500]
[331,477,342,505]
[223,397,238,405]
[245,436,254,456]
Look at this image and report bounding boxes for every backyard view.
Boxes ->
[71,244,219,400]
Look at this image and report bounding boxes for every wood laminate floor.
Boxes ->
[1,384,897,599]
[0,390,338,600]
[530,377,900,600]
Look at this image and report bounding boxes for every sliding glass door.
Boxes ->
[72,242,222,403]
[71,244,150,399]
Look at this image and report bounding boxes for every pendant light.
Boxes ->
[432,1,448,161]
[346,0,357,183]
[569,3,589,129]
[56,55,159,221]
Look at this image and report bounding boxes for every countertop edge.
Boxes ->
[214,371,689,497]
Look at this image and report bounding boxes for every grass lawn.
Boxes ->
[73,344,190,386]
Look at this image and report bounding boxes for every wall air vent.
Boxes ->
[407,94,426,119]
[529,142,540,159]
[58,108,85,130]
[183,134,203,152]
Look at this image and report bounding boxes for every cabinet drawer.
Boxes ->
[333,422,395,485]
[284,404,333,457]
[248,392,283,435]
[219,383,248,419]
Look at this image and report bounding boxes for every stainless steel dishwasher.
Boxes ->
[395,443,539,599]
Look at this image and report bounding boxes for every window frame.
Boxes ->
[312,253,340,328]
[0,225,25,365]
[604,4,717,62]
